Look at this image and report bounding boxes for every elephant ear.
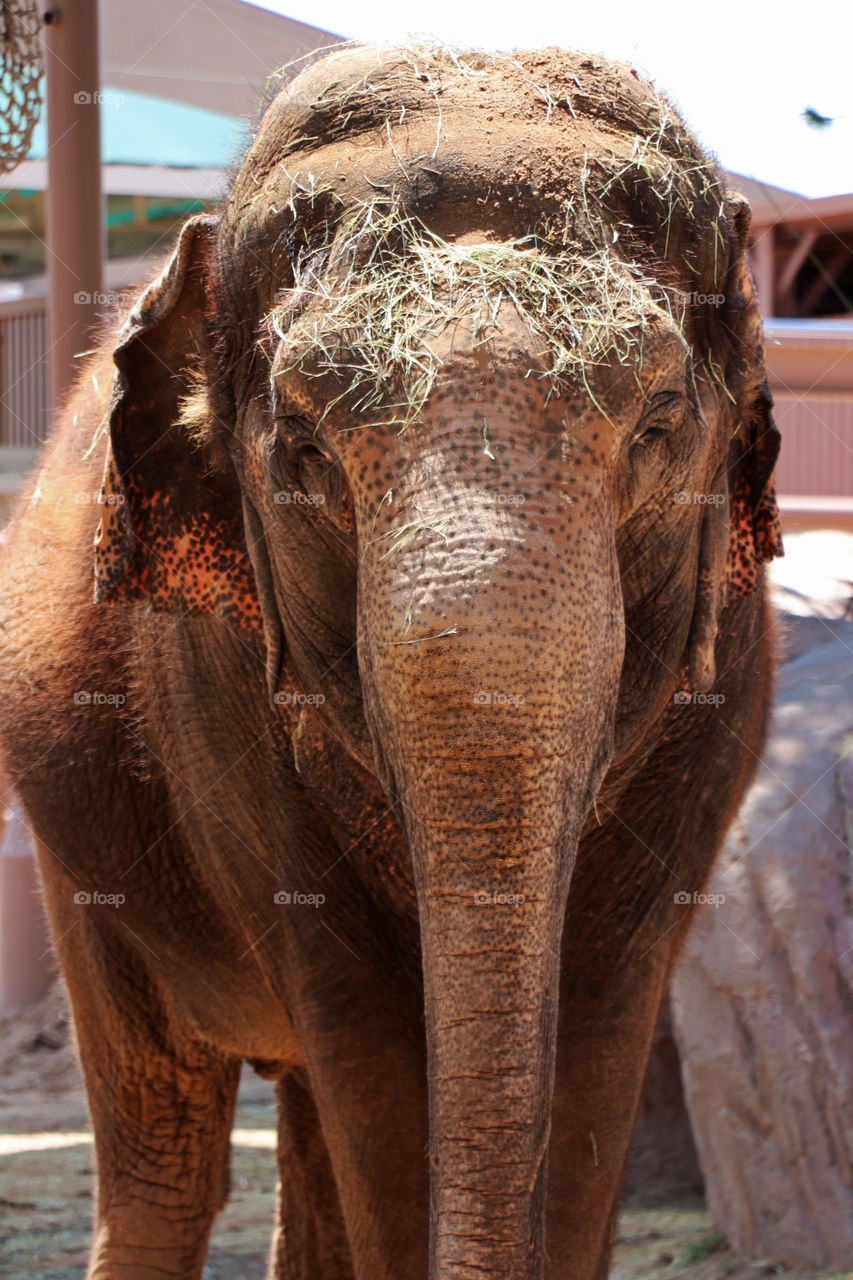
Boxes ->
[720,195,783,592]
[94,215,262,633]
[725,375,783,596]
[687,195,783,691]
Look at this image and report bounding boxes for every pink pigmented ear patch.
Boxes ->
[95,462,262,629]
[91,214,264,633]
[136,522,263,624]
[726,473,783,598]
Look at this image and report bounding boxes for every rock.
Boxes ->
[671,631,853,1268]
[0,978,80,1095]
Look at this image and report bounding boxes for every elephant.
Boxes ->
[0,43,782,1280]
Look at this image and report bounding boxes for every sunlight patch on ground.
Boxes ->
[0,1128,277,1156]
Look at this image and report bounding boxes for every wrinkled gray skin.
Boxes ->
[0,44,781,1280]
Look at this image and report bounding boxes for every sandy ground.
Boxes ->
[1,987,850,1280]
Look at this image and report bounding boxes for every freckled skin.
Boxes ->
[0,45,781,1280]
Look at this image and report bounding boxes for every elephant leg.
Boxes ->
[53,914,241,1280]
[545,924,676,1279]
[268,1068,355,1280]
[273,911,429,1280]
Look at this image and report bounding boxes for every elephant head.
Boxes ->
[93,45,781,1279]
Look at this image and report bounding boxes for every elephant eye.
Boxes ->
[275,413,332,466]
[294,440,329,465]
[634,391,683,443]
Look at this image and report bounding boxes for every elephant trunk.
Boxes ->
[360,491,624,1278]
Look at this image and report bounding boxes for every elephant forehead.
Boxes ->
[242,117,587,225]
[242,42,686,201]
[225,45,723,286]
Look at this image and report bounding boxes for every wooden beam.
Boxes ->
[750,226,775,317]
[797,245,853,316]
[31,190,46,237]
[776,230,818,314]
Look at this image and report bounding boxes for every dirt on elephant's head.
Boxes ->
[213,43,729,434]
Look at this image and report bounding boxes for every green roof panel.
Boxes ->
[23,83,246,168]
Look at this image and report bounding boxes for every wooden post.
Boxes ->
[0,792,55,1016]
[750,224,775,319]
[43,0,104,413]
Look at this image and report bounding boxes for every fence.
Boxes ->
[772,396,853,498]
[0,297,49,449]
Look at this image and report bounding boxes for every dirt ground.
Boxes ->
[1,987,850,1280]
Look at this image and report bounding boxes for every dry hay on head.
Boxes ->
[267,192,695,430]
[238,43,730,429]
